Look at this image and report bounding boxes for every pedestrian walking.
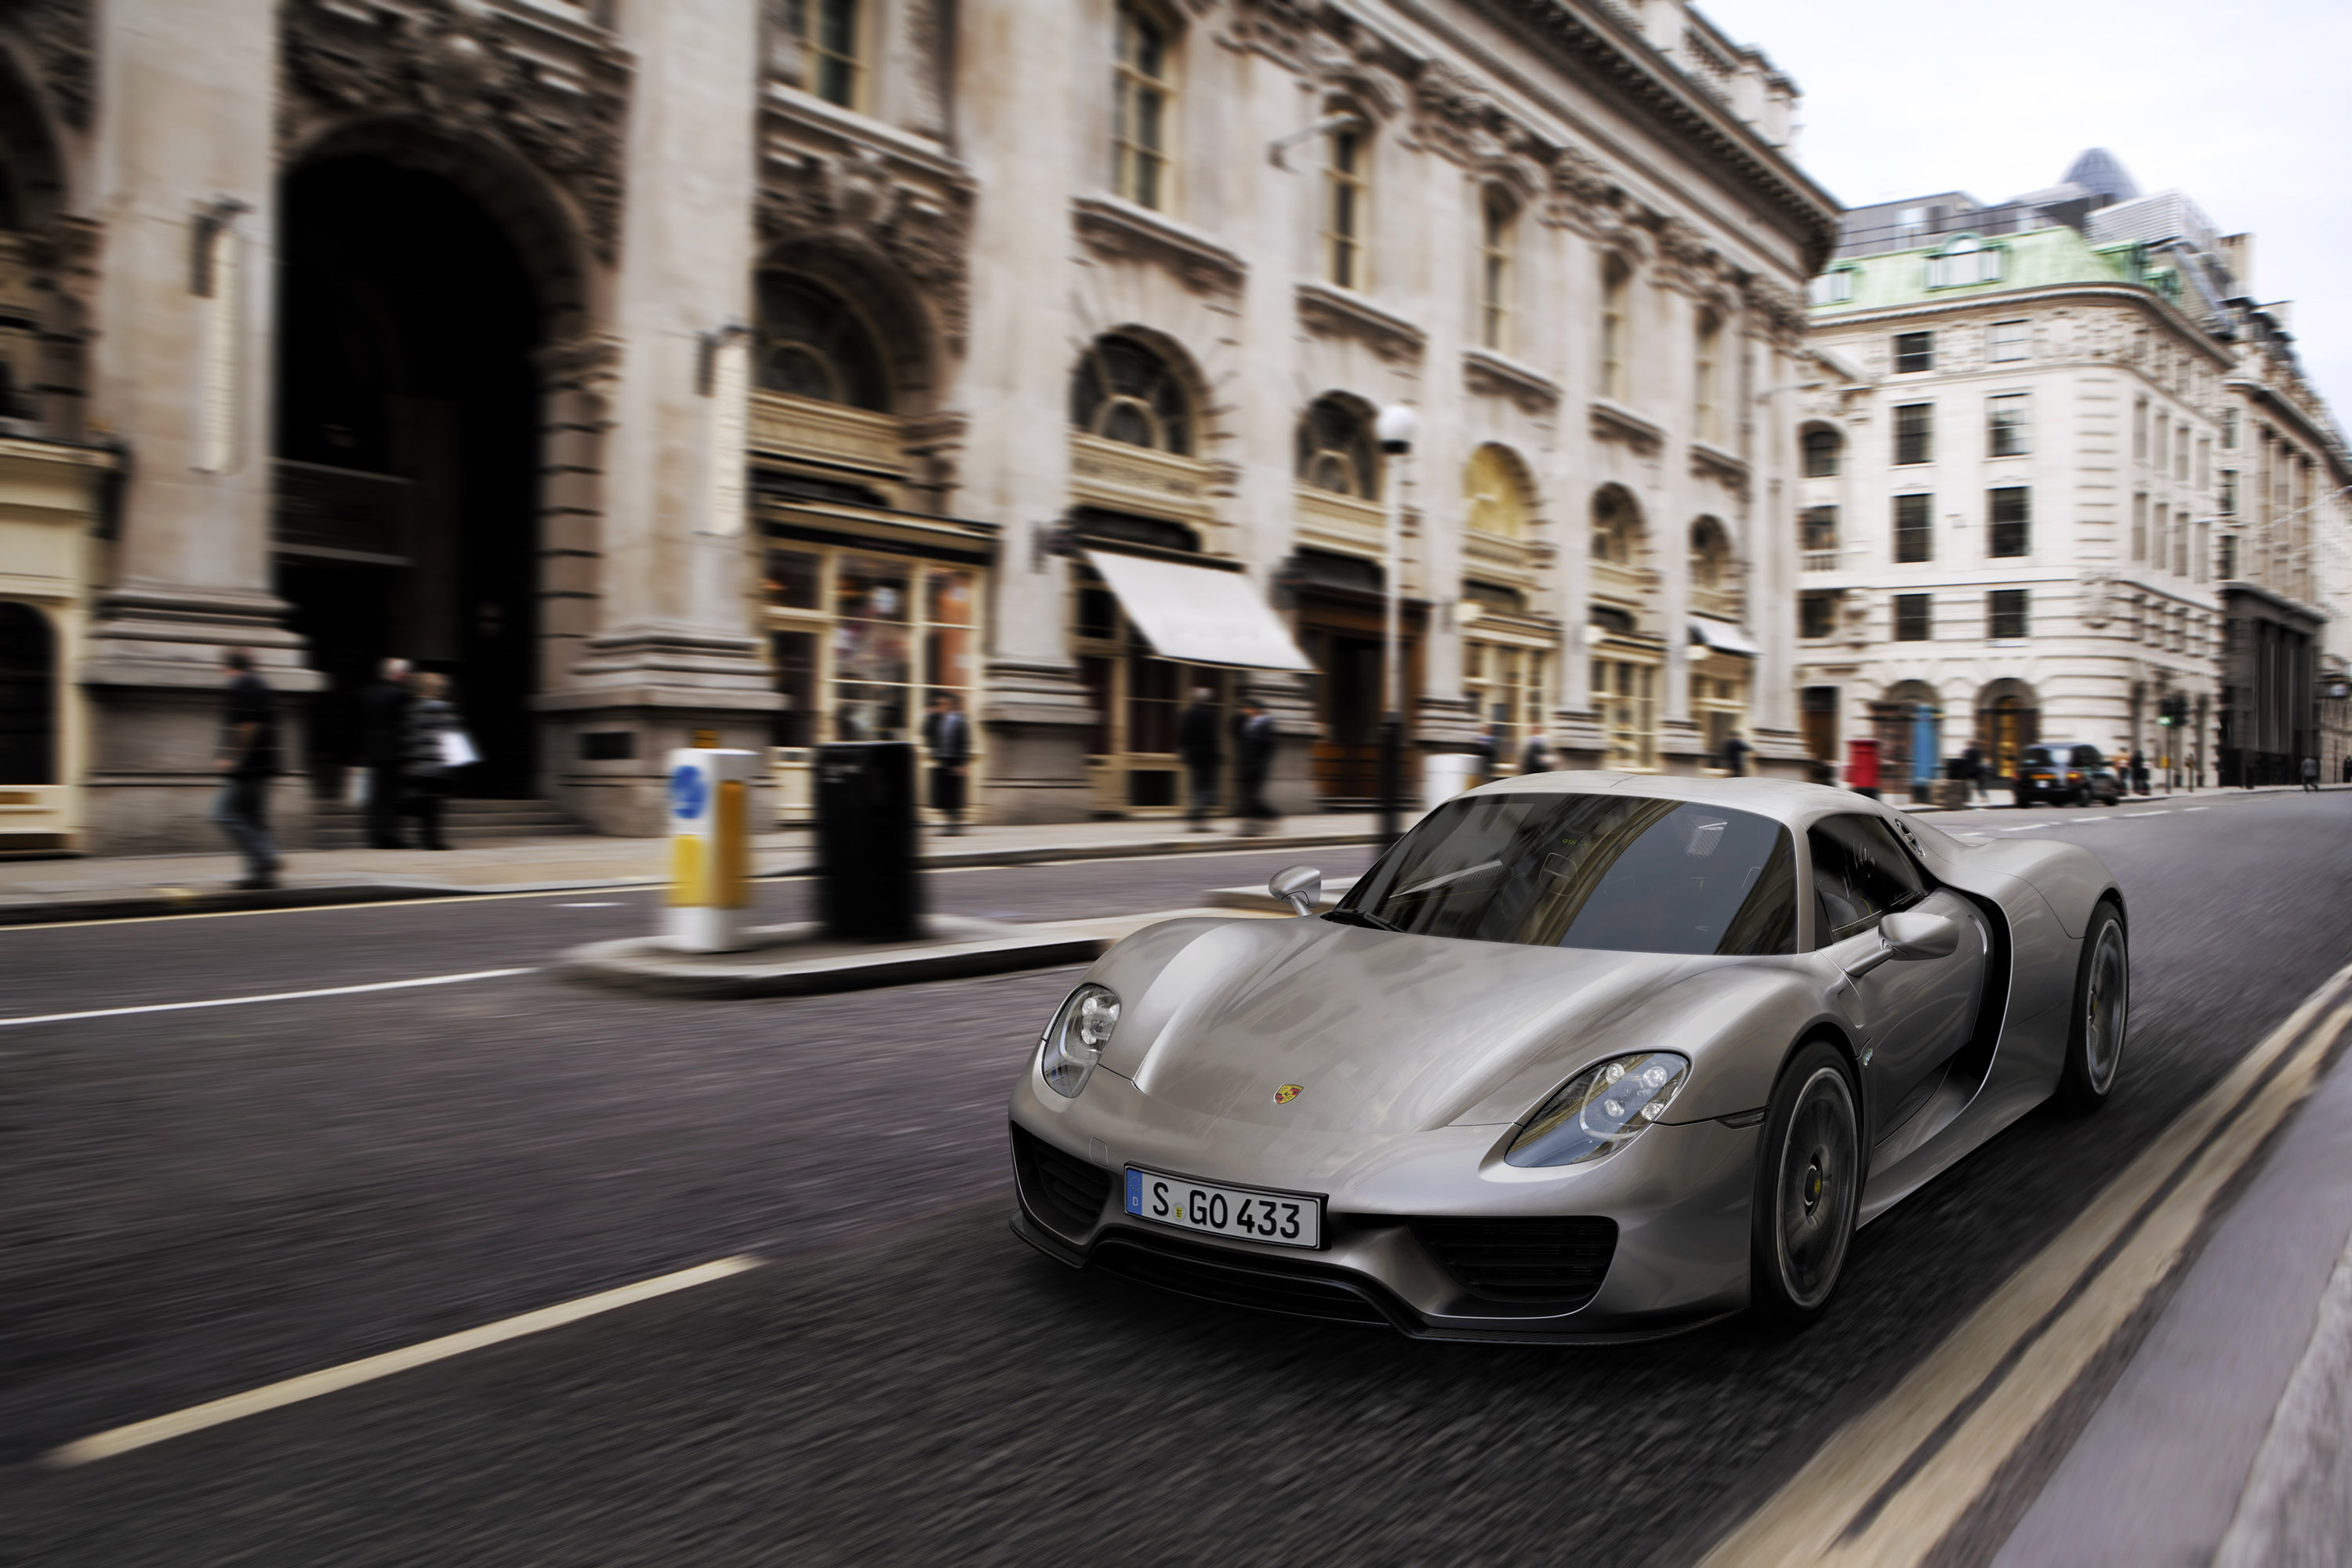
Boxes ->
[401,672,465,851]
[212,648,281,890]
[1962,743,1988,804]
[1232,698,1278,837]
[1519,731,1554,775]
[361,657,413,848]
[2130,749,2149,796]
[1471,722,1500,784]
[921,691,972,835]
[2342,755,2350,785]
[2302,755,2319,793]
[1177,686,1222,832]
[1720,729,1751,778]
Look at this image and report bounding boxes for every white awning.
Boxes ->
[1083,550,1315,673]
[1688,616,1760,658]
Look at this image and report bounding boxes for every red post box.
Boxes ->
[1846,737,1881,797]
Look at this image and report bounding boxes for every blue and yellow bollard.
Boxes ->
[666,748,758,952]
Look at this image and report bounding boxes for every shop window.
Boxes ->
[760,546,984,750]
[754,274,888,411]
[1296,396,1376,499]
[0,602,56,786]
[1072,334,1192,454]
[1112,0,1176,211]
[763,549,823,610]
[771,630,818,747]
[1464,640,1548,768]
[1592,655,1657,771]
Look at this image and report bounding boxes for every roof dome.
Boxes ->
[2060,148,2140,205]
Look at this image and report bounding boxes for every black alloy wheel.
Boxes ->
[2056,898,2129,1112]
[1749,1040,1862,1330]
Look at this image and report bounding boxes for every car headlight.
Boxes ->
[1505,1051,1691,1167]
[1038,982,1120,1098]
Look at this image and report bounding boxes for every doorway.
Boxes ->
[274,155,544,797]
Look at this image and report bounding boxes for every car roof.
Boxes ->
[1461,769,1919,832]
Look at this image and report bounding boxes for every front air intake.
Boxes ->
[1410,1216,1618,1308]
[1011,1124,1111,1241]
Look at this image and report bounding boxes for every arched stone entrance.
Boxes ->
[274,154,547,798]
[1975,678,2039,783]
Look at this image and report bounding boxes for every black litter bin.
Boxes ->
[815,742,922,941]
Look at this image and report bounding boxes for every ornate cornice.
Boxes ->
[3,0,93,128]
[757,143,976,356]
[1463,347,1559,414]
[1071,195,1247,298]
[280,0,633,263]
[1689,440,1750,499]
[1588,397,1664,456]
[1295,281,1425,365]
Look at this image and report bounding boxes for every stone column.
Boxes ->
[81,0,322,852]
[1653,285,1704,774]
[1747,339,1812,778]
[954,0,1095,822]
[535,0,780,836]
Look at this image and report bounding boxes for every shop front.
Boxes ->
[1589,608,1662,773]
[1687,617,1756,769]
[1283,550,1423,805]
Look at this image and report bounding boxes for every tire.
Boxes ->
[1750,1040,1863,1331]
[2056,899,2129,1112]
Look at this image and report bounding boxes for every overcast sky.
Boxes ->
[1697,0,2352,426]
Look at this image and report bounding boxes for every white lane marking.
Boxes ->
[44,1255,762,1468]
[0,967,535,1029]
[557,902,622,908]
[2184,806,2211,811]
[2078,815,2113,822]
[2124,810,2170,817]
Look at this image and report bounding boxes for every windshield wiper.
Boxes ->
[1323,907,1401,931]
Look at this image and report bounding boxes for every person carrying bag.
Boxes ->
[401,672,475,851]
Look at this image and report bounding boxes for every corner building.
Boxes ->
[0,0,1832,851]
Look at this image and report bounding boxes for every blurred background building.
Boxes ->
[0,0,1832,850]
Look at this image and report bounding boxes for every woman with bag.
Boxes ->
[402,672,474,851]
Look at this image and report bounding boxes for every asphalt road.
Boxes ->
[5,793,2349,1566]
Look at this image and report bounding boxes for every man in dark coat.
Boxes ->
[212,648,281,890]
[1177,686,1222,832]
[922,691,973,835]
[1719,730,1751,777]
[1232,698,1278,837]
[360,657,412,848]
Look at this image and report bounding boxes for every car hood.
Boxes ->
[1093,916,1713,1136]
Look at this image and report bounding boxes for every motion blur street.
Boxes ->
[8,789,2352,1565]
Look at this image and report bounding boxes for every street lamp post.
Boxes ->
[1375,405,1420,844]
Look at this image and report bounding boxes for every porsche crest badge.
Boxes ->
[1273,1083,1304,1105]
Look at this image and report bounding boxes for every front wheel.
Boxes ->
[2056,900,2128,1112]
[1750,1041,1862,1331]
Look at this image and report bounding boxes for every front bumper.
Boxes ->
[1008,1066,1760,1343]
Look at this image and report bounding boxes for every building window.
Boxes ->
[1693,310,1722,443]
[1988,486,2031,557]
[1322,112,1369,289]
[1926,235,2002,288]
[1592,485,1642,564]
[1987,393,2030,457]
[2153,416,2167,476]
[1592,656,1657,772]
[1800,505,1838,569]
[1463,443,1534,539]
[2194,520,2210,585]
[1112,0,1175,211]
[763,548,982,748]
[1893,403,1933,466]
[2222,407,2238,448]
[1478,190,1513,352]
[1893,332,1934,374]
[2219,534,2238,579]
[1071,333,1192,452]
[754,273,890,410]
[1893,492,1933,564]
[1987,589,2030,641]
[2220,469,2238,515]
[2176,423,2190,481]
[2197,437,2210,492]
[1295,395,1376,498]
[785,0,864,109]
[1989,319,2030,362]
[2172,512,2189,576]
[1893,593,1933,642]
[2132,493,2147,560]
[1464,640,1548,771]
[1799,591,1838,641]
[2133,397,2148,460]
[1802,426,1842,477]
[1808,270,1855,306]
[1599,254,1632,401]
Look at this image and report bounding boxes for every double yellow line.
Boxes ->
[1703,960,2352,1566]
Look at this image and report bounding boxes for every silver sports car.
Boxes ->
[1007,773,2127,1341]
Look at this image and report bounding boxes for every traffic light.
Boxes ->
[2155,695,2187,728]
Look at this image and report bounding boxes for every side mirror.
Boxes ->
[1269,865,1322,917]
[1881,910,1961,960]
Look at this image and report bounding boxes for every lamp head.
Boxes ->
[1375,404,1421,454]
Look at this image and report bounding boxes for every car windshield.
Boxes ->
[1334,793,1798,955]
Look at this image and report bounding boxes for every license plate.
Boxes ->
[1125,1167,1323,1249]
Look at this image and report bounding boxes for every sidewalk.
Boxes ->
[1992,994,2352,1566]
[0,813,1387,925]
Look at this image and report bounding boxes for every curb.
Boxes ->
[557,916,1117,1000]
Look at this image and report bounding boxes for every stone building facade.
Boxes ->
[0,0,1832,852]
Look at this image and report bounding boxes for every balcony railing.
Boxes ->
[1463,528,1539,588]
[1802,548,1840,572]
[1591,557,1653,612]
[1069,433,1220,529]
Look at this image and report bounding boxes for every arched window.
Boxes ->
[1599,253,1632,401]
[1296,396,1375,499]
[1112,0,1175,210]
[1690,517,1733,589]
[1322,107,1370,289]
[754,274,889,412]
[1926,234,2003,289]
[1802,426,1842,477]
[1478,190,1514,352]
[1693,309,1722,443]
[782,0,864,109]
[1070,334,1192,454]
[1592,485,1642,564]
[0,601,56,786]
[1464,444,1534,539]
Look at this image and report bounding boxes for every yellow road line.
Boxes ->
[44,1255,761,1468]
[1701,960,2352,1566]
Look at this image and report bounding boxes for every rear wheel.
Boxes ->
[1750,1041,1862,1331]
[2056,900,2128,1112]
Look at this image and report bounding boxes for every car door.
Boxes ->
[1808,813,1989,1140]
